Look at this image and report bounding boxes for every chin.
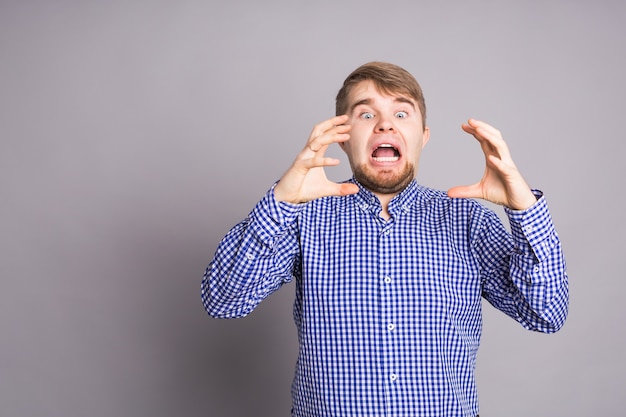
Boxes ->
[353,164,415,195]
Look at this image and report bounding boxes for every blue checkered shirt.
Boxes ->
[202,179,568,417]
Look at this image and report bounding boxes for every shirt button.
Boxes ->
[245,253,255,260]
[387,323,395,331]
[524,225,534,233]
[390,373,397,382]
[533,265,540,272]
[384,276,392,284]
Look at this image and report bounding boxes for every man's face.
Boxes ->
[340,80,430,196]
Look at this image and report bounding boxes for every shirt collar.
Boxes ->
[349,177,419,217]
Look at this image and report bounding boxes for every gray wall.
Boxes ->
[2,1,624,416]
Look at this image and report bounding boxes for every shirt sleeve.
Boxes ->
[477,191,569,333]
[201,184,304,318]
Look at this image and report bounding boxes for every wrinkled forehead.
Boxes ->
[347,79,417,108]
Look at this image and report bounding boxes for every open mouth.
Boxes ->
[372,144,400,162]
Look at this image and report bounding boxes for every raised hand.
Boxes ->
[273,115,359,204]
[447,119,537,210]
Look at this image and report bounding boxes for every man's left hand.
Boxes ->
[447,119,537,210]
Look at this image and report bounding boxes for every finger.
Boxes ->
[447,183,481,199]
[486,153,520,178]
[462,119,501,142]
[467,119,500,134]
[310,115,350,138]
[307,124,351,152]
[316,182,360,198]
[295,149,342,170]
[335,182,359,196]
[462,119,511,160]
[309,155,342,168]
[461,123,499,158]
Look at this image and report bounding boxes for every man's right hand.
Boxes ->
[274,115,359,204]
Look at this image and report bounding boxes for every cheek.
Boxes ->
[409,146,424,163]
[345,127,370,153]
[339,142,356,161]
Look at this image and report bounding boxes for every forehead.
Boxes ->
[348,80,415,107]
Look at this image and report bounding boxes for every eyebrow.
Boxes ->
[349,96,416,114]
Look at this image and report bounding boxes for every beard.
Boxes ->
[352,161,415,196]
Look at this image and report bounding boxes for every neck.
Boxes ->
[374,192,395,220]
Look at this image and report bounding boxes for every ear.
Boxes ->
[421,126,431,148]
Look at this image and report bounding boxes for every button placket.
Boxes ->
[378,225,396,390]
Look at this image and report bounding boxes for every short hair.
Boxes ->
[335,62,427,129]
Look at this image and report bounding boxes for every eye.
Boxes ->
[395,111,408,119]
[360,112,375,119]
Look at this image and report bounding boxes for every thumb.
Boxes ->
[336,182,359,196]
[447,183,481,199]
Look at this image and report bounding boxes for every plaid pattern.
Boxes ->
[202,179,568,417]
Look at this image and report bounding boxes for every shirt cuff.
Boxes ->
[504,190,557,262]
[249,182,305,244]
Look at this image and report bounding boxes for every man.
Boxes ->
[202,62,568,417]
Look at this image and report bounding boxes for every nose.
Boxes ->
[375,115,395,132]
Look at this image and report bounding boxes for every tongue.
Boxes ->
[373,147,397,158]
